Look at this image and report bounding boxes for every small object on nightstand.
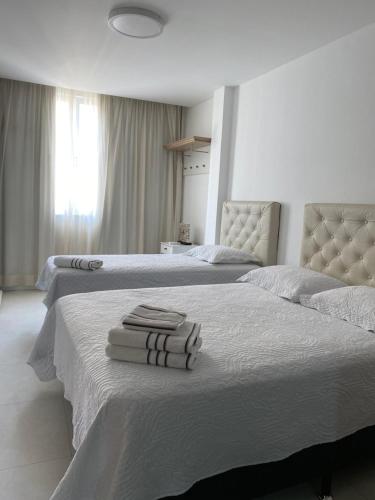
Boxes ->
[160,242,197,254]
[178,223,191,244]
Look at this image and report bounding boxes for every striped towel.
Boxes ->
[105,344,198,370]
[108,322,202,354]
[54,256,103,271]
[122,304,187,332]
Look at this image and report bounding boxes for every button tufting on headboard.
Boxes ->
[220,201,281,266]
[300,203,375,287]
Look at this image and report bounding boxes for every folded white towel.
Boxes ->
[122,304,186,332]
[54,256,103,271]
[108,322,202,354]
[106,344,198,370]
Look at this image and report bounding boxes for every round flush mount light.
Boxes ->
[108,6,165,38]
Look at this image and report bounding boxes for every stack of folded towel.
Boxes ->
[106,304,202,370]
[54,256,103,271]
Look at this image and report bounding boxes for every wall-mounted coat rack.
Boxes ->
[183,152,209,176]
[164,136,211,176]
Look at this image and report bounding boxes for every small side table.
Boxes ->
[160,242,197,254]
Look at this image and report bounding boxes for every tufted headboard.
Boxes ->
[301,203,375,287]
[220,201,281,266]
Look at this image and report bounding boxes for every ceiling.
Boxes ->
[1,0,375,106]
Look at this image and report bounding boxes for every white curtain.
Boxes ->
[0,79,55,288]
[53,88,106,254]
[97,95,183,253]
[0,78,184,288]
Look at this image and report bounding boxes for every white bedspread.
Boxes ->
[28,283,375,500]
[36,254,257,308]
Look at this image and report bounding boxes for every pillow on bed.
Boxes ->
[237,265,345,302]
[185,245,259,264]
[300,286,375,331]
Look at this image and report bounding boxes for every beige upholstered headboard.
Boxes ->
[301,203,375,287]
[220,201,281,266]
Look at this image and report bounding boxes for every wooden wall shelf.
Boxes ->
[164,136,211,152]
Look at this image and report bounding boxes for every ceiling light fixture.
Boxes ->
[108,6,165,38]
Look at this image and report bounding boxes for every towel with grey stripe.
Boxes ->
[107,304,202,370]
[54,256,103,271]
[106,344,198,370]
[108,321,202,354]
[122,304,187,332]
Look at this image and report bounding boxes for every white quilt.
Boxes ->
[36,254,257,308]
[28,283,375,500]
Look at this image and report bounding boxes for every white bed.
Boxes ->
[36,200,281,307]
[28,203,375,500]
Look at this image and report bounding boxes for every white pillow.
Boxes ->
[237,265,345,302]
[185,245,260,264]
[300,286,375,331]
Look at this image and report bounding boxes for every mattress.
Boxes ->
[29,283,375,500]
[36,254,258,308]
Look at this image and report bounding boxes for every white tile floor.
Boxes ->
[0,291,71,500]
[1,290,375,500]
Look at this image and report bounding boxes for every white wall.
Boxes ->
[229,23,375,265]
[205,87,235,243]
[182,98,213,244]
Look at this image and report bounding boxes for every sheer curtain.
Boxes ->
[53,88,106,254]
[0,79,55,288]
[97,95,183,253]
[0,78,184,288]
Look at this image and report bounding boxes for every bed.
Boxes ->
[36,200,281,307]
[28,203,375,500]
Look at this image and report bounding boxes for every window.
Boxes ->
[55,91,99,216]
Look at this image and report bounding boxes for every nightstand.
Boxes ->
[160,242,197,254]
